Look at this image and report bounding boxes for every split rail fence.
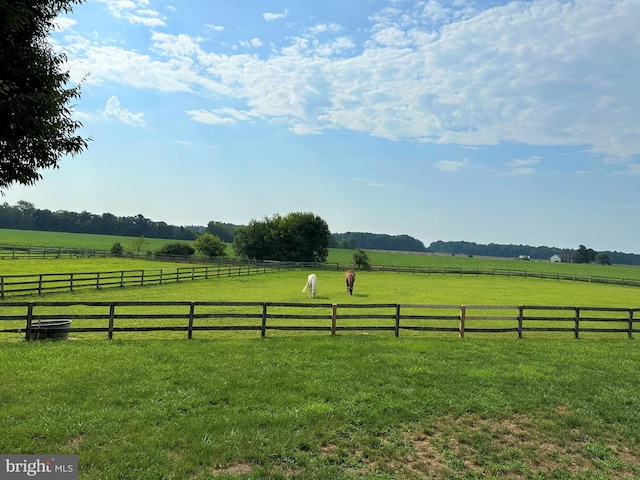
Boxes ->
[2,262,640,299]
[0,301,638,340]
[0,263,295,298]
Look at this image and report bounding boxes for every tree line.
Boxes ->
[426,241,639,266]
[0,201,198,240]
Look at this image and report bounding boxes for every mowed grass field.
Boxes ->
[2,231,640,479]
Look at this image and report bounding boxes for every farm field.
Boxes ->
[2,246,640,478]
[1,336,640,479]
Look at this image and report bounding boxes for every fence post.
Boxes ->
[459,305,466,338]
[120,271,124,288]
[38,274,43,295]
[70,273,74,292]
[141,270,145,286]
[96,272,100,289]
[331,304,337,335]
[261,304,267,337]
[0,276,4,299]
[26,303,34,341]
[108,303,115,340]
[518,306,524,338]
[574,308,580,339]
[628,309,634,339]
[395,305,400,337]
[188,303,195,339]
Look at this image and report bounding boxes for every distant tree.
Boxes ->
[195,233,226,257]
[595,253,612,265]
[1,0,90,190]
[110,242,123,256]
[575,245,597,264]
[206,221,239,243]
[234,212,330,262]
[156,242,195,257]
[130,236,148,254]
[353,248,371,270]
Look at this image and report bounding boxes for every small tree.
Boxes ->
[195,233,226,257]
[596,253,612,265]
[110,242,123,256]
[130,235,148,254]
[353,248,371,270]
[156,242,195,257]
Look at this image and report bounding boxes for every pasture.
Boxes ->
[2,248,640,478]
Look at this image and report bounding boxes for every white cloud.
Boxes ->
[356,178,386,187]
[64,0,640,160]
[263,9,289,22]
[436,160,469,171]
[504,157,540,176]
[103,96,145,126]
[54,17,77,31]
[206,24,224,31]
[95,0,165,27]
[186,108,254,125]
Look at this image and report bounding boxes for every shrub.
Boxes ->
[110,242,124,256]
[156,242,195,257]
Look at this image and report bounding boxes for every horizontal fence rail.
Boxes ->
[0,302,638,340]
[0,263,301,298]
[2,261,640,298]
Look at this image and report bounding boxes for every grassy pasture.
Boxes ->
[0,228,179,252]
[1,269,639,343]
[2,248,640,478]
[1,337,640,479]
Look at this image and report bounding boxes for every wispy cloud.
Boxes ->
[505,157,540,176]
[436,160,469,172]
[356,178,386,187]
[263,9,289,22]
[103,96,145,126]
[67,0,640,160]
[186,108,254,125]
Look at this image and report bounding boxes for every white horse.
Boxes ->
[302,274,317,298]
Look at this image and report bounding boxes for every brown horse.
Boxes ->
[345,270,355,295]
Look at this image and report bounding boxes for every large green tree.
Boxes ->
[195,233,226,257]
[233,212,330,262]
[0,0,89,190]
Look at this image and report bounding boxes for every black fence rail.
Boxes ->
[0,302,638,340]
[2,260,640,299]
[0,263,299,298]
[0,245,112,259]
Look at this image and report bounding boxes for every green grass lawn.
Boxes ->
[2,243,640,478]
[1,337,639,479]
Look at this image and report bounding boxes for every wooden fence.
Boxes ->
[0,263,299,298]
[0,301,638,340]
[2,260,640,299]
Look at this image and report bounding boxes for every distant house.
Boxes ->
[518,255,531,260]
[561,249,575,263]
[550,255,561,263]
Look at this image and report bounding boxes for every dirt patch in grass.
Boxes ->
[400,413,640,479]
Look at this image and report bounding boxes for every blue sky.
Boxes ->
[4,0,640,253]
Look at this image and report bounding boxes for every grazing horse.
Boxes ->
[302,274,317,298]
[345,270,355,295]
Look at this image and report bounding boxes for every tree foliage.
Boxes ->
[156,242,195,257]
[195,233,226,257]
[233,212,330,262]
[574,244,597,264]
[205,221,239,243]
[353,248,371,270]
[332,232,425,252]
[595,253,612,266]
[0,0,90,189]
[0,201,198,240]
